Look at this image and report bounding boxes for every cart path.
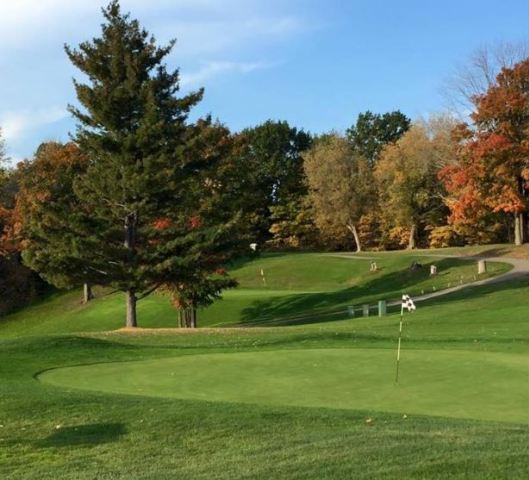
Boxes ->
[330,253,528,306]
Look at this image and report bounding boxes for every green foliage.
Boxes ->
[17,142,91,289]
[45,1,243,325]
[234,120,312,240]
[347,110,411,164]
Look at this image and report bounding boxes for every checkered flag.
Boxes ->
[401,294,416,312]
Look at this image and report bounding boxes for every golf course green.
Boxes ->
[1,247,528,479]
[40,347,528,423]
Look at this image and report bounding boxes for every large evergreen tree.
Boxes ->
[59,1,240,327]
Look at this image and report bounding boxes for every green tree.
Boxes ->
[303,135,374,252]
[347,110,411,165]
[56,0,241,327]
[234,120,312,241]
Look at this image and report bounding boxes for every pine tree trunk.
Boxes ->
[83,283,94,304]
[514,212,523,246]
[407,224,417,250]
[126,289,137,328]
[347,224,362,252]
[124,213,138,327]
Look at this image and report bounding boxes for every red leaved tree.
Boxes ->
[440,59,529,245]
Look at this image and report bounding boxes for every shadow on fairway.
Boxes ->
[35,423,127,448]
[239,259,519,326]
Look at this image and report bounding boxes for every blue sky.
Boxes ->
[0,0,527,163]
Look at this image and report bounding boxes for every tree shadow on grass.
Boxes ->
[237,258,519,327]
[462,246,527,259]
[35,423,126,448]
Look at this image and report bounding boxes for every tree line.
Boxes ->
[0,1,527,324]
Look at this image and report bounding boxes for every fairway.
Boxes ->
[40,347,528,423]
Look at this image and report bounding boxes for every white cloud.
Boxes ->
[0,1,319,158]
[0,1,312,55]
[158,16,309,57]
[0,107,68,143]
[180,60,276,87]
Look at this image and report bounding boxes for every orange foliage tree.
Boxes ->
[440,59,529,245]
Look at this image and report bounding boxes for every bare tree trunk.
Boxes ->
[189,308,197,329]
[346,224,362,252]
[407,224,417,250]
[514,212,523,246]
[126,288,137,328]
[124,213,138,327]
[82,283,94,304]
[523,212,529,242]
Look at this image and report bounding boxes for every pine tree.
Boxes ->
[62,1,240,327]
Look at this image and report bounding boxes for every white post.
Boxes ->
[478,260,487,275]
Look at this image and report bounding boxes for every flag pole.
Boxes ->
[395,302,404,383]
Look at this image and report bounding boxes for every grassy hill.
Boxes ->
[0,249,511,336]
[0,247,527,479]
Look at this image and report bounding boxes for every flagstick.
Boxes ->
[395,303,404,383]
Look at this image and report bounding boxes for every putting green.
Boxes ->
[40,348,528,423]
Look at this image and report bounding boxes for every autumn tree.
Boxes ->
[440,59,529,245]
[0,130,48,315]
[14,142,97,303]
[346,110,411,165]
[0,128,11,253]
[303,135,373,251]
[375,124,451,249]
[268,197,320,249]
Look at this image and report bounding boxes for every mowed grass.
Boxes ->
[41,347,528,423]
[0,250,511,335]
[0,247,527,479]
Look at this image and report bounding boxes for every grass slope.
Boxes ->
[0,247,527,479]
[0,250,511,335]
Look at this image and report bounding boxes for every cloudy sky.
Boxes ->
[0,0,527,162]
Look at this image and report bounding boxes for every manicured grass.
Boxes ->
[0,250,511,335]
[41,347,528,423]
[0,248,527,479]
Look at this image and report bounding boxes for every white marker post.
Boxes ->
[260,268,267,286]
